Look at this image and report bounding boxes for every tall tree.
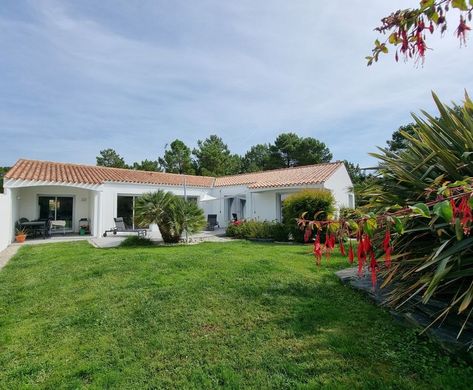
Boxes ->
[132,159,161,172]
[241,144,271,173]
[193,135,241,176]
[0,167,11,193]
[386,124,416,153]
[267,133,332,169]
[96,149,128,168]
[268,133,301,168]
[158,139,195,174]
[295,137,332,165]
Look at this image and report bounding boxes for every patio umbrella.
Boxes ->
[200,194,217,202]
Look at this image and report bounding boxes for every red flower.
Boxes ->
[339,240,346,256]
[304,227,312,243]
[383,229,392,268]
[458,195,473,234]
[456,16,471,46]
[357,237,366,276]
[369,251,378,289]
[313,233,322,265]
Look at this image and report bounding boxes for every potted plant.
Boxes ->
[15,228,27,243]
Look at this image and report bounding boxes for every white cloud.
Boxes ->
[0,0,472,167]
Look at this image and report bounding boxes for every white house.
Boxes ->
[0,159,354,251]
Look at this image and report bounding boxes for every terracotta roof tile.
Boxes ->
[5,159,215,188]
[214,162,343,189]
[4,159,344,190]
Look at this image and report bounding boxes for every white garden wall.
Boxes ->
[0,193,11,252]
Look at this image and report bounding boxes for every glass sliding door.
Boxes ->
[38,196,74,230]
[117,195,148,229]
[117,196,134,228]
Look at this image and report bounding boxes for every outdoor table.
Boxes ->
[19,221,49,239]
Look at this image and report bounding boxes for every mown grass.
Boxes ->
[0,241,471,389]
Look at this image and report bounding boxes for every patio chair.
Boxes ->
[103,217,147,237]
[206,214,219,231]
[50,220,66,235]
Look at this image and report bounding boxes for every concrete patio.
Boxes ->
[0,228,231,268]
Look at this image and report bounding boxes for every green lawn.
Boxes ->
[0,241,471,389]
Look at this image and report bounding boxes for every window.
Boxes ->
[117,195,148,229]
[348,194,355,209]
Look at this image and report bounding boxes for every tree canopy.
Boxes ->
[267,133,332,169]
[96,148,128,168]
[192,135,241,176]
[158,139,195,174]
[95,132,334,177]
[132,159,161,172]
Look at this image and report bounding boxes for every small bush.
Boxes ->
[120,236,154,247]
[226,220,289,241]
[282,189,334,243]
[339,207,360,220]
[270,222,289,242]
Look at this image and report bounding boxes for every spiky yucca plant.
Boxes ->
[363,92,473,345]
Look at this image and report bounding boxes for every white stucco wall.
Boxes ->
[100,182,214,234]
[323,165,354,210]
[0,193,11,252]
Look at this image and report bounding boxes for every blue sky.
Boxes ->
[1,0,472,168]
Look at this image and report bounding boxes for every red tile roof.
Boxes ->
[5,159,343,189]
[214,162,343,189]
[5,159,215,187]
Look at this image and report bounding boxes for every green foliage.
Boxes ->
[132,159,160,172]
[134,190,206,243]
[0,166,10,193]
[267,133,332,169]
[119,235,154,247]
[226,220,289,241]
[158,139,195,174]
[364,92,473,327]
[96,148,128,168]
[386,124,417,153]
[193,135,241,176]
[365,92,473,209]
[241,144,271,172]
[339,207,360,220]
[0,242,471,388]
[282,189,335,242]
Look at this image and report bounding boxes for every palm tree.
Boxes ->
[134,191,206,243]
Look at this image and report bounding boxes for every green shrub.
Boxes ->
[282,189,334,242]
[339,207,360,220]
[363,92,473,334]
[134,191,206,243]
[120,236,154,247]
[225,220,289,241]
[270,222,289,242]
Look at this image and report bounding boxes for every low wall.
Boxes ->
[0,194,10,252]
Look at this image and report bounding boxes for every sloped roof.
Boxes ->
[5,159,215,188]
[4,159,343,189]
[214,162,343,189]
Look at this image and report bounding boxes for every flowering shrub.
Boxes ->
[299,93,473,344]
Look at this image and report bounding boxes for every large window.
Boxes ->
[117,195,148,229]
[38,196,73,230]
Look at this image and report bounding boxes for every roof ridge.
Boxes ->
[14,158,215,180]
[217,161,343,179]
